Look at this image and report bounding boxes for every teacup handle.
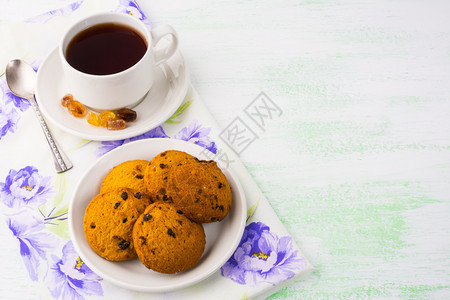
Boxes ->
[151,25,179,65]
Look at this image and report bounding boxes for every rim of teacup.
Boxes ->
[58,11,152,79]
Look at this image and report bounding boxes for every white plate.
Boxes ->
[68,138,247,292]
[35,46,189,141]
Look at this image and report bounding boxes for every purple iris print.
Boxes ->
[174,120,217,154]
[0,78,31,112]
[46,241,103,299]
[221,222,305,286]
[0,102,20,140]
[0,166,54,209]
[7,212,59,281]
[115,0,151,27]
[96,125,169,156]
[25,0,84,24]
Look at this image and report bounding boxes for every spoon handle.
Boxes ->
[29,96,73,173]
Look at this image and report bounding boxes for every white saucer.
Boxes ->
[68,139,247,292]
[35,46,189,141]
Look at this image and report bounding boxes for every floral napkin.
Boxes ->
[0,0,312,299]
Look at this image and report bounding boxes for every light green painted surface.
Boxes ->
[147,1,450,298]
[2,0,450,298]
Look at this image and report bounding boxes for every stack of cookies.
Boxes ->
[83,150,233,274]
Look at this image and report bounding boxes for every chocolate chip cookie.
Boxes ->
[132,202,206,274]
[144,150,232,223]
[100,160,149,196]
[83,187,152,261]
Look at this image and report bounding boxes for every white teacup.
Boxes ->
[59,12,178,111]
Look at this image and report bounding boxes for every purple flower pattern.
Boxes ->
[221,222,305,286]
[0,78,31,112]
[7,211,59,281]
[0,166,54,209]
[174,120,217,154]
[46,241,103,299]
[96,120,217,157]
[96,125,169,156]
[25,0,84,24]
[1,64,38,141]
[115,0,151,27]
[0,166,104,298]
[0,101,20,140]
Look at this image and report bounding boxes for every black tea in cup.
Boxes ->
[66,22,147,75]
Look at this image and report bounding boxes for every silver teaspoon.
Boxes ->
[6,59,73,173]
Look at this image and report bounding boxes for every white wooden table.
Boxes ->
[2,0,450,298]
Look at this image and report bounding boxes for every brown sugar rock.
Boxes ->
[100,160,149,196]
[83,188,152,261]
[132,202,206,274]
